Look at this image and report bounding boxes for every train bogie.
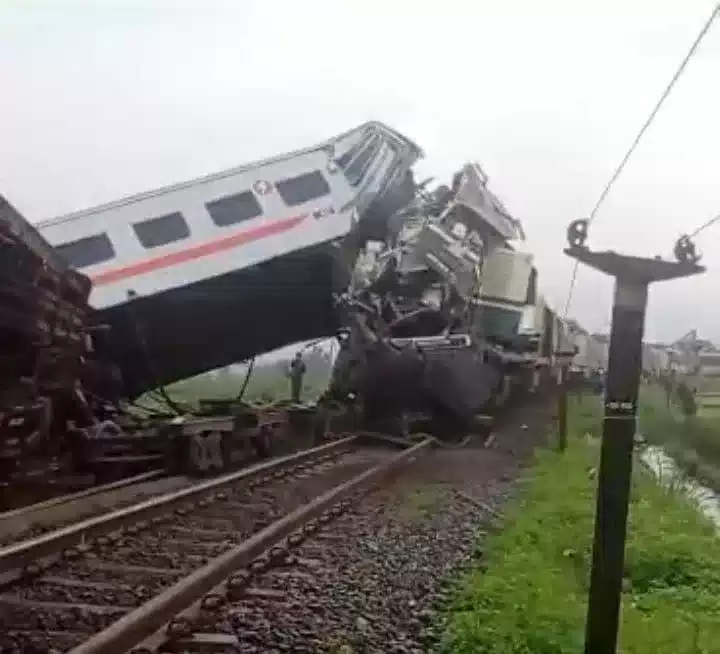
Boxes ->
[161,404,332,477]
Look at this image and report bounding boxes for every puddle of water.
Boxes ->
[639,444,720,530]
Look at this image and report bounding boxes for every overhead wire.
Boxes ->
[687,210,720,239]
[661,209,720,271]
[563,2,720,318]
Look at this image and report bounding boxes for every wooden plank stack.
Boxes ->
[0,196,92,401]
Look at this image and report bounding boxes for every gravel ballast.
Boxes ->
[220,400,556,653]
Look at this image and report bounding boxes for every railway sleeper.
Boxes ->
[67,441,434,654]
[0,439,361,652]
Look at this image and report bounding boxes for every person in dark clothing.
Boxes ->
[677,380,697,417]
[288,351,306,403]
[588,367,605,395]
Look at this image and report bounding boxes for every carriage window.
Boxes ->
[206,191,263,227]
[133,212,190,249]
[344,138,381,186]
[336,130,373,167]
[336,150,353,168]
[275,170,330,207]
[55,233,115,269]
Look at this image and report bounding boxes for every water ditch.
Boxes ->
[639,443,720,530]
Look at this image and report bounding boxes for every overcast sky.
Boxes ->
[2,0,720,345]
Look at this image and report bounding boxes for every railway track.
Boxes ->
[0,435,432,653]
[0,471,193,547]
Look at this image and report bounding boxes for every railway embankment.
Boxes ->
[435,398,720,654]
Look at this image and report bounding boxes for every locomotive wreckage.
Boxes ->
[327,163,556,440]
[1,122,573,493]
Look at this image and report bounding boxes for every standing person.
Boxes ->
[590,367,605,395]
[288,351,306,403]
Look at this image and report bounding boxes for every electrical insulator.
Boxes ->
[673,235,700,265]
[566,219,589,249]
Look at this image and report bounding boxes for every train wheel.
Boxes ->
[253,426,272,459]
[188,434,210,475]
[312,412,332,446]
[188,431,225,475]
[428,410,470,447]
[225,428,254,469]
[83,420,128,480]
[397,411,414,440]
[209,432,228,471]
[493,374,512,410]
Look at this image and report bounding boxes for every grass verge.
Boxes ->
[639,385,720,493]
[436,398,720,654]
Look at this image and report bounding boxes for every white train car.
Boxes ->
[39,122,423,397]
[40,122,420,311]
[567,321,606,371]
[519,295,562,359]
[479,246,536,341]
[697,351,720,379]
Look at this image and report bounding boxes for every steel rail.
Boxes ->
[69,437,433,654]
[0,436,355,580]
[0,469,166,521]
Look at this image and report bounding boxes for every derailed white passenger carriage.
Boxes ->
[40,122,419,310]
[39,121,423,398]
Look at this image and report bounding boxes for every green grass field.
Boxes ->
[436,398,720,654]
[640,384,720,493]
[134,361,331,413]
